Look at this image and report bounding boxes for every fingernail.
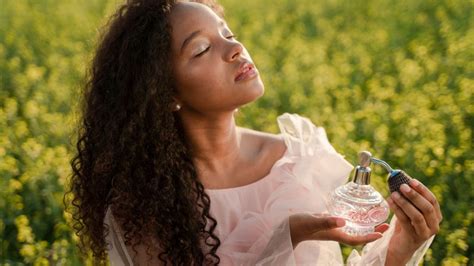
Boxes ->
[392,192,400,199]
[401,184,411,193]
[411,179,420,187]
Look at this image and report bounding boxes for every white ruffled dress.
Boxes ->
[104,113,434,265]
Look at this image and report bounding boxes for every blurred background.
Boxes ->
[0,0,472,264]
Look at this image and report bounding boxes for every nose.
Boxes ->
[225,40,244,62]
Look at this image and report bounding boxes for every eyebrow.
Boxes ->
[180,20,227,54]
[180,30,202,54]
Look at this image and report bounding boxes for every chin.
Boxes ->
[250,76,265,96]
[244,80,265,104]
[229,76,265,108]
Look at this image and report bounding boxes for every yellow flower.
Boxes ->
[14,215,35,243]
[19,243,36,258]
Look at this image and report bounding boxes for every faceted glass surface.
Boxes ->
[328,182,389,235]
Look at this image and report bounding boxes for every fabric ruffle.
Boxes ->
[209,113,354,264]
[275,113,354,199]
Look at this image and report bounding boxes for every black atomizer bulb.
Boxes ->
[386,170,413,193]
[370,157,412,193]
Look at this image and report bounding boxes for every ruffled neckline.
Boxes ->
[204,113,353,195]
[205,147,290,193]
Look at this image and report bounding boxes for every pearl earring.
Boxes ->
[175,104,181,111]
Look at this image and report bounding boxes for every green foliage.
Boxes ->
[1,0,472,264]
[0,0,114,264]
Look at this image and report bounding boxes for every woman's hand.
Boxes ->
[386,179,442,265]
[289,213,390,248]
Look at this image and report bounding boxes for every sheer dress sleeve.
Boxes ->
[104,113,434,265]
[104,208,133,266]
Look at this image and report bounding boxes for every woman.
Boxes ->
[67,0,442,265]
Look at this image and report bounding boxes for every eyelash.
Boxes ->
[194,35,238,58]
[195,47,210,57]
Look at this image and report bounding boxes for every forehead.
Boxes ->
[169,2,222,39]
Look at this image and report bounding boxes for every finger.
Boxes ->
[409,179,443,221]
[309,215,346,231]
[387,197,414,233]
[335,231,384,246]
[315,227,383,245]
[391,192,431,238]
[400,184,439,233]
[307,216,382,245]
[374,223,390,234]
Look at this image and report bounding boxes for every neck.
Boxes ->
[178,110,241,173]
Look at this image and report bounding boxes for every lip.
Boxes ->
[234,61,258,82]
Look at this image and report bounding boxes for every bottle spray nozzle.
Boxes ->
[370,157,394,174]
[358,151,372,168]
[359,152,413,193]
[352,151,372,185]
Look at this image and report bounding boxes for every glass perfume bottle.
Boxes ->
[328,151,389,235]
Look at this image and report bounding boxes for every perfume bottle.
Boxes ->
[328,151,389,235]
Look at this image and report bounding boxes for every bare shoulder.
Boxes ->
[238,127,287,160]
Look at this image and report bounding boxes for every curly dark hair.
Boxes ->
[65,0,225,264]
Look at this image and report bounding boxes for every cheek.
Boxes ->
[192,62,227,87]
[180,65,225,93]
[175,62,229,107]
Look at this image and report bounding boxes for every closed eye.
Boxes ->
[194,35,237,58]
[195,46,210,57]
